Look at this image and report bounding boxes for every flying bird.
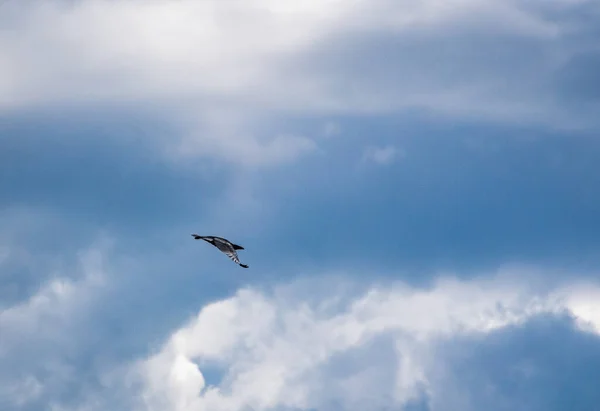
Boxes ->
[191,234,249,268]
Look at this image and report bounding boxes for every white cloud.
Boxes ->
[1,376,43,408]
[0,237,111,409]
[362,145,401,165]
[0,244,106,334]
[132,269,600,411]
[0,0,563,110]
[1,0,596,167]
[557,283,600,334]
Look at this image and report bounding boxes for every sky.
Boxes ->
[1,0,600,410]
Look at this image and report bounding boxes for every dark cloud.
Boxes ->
[272,0,600,129]
[1,3,600,410]
[555,50,600,103]
[0,107,238,310]
[0,241,239,411]
[435,313,600,411]
[0,108,225,236]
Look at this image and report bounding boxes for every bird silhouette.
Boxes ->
[191,234,249,268]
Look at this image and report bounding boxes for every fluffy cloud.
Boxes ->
[2,2,600,410]
[0,0,564,108]
[0,238,111,410]
[131,269,600,411]
[2,0,599,167]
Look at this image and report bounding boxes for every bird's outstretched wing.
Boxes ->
[223,249,249,268]
[213,238,249,268]
[223,248,241,264]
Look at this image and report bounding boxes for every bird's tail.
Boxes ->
[191,234,202,240]
[232,244,244,250]
[240,263,249,268]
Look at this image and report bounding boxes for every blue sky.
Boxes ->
[1,1,600,410]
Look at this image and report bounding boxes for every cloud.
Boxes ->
[130,270,600,411]
[362,145,401,165]
[2,2,600,410]
[432,313,600,411]
[1,0,599,170]
[0,0,565,108]
[0,237,111,410]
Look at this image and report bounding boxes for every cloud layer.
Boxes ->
[3,1,600,410]
[2,0,600,168]
[133,270,600,411]
[0,238,110,411]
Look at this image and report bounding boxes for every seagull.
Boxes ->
[191,234,249,268]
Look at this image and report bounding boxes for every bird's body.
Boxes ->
[191,234,249,268]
